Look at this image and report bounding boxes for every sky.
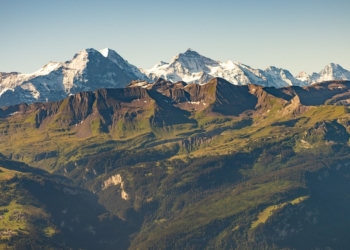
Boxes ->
[1,0,350,75]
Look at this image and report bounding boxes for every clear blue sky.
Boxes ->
[1,0,349,75]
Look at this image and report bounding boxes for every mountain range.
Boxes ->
[1,48,350,107]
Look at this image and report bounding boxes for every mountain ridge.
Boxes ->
[2,78,350,134]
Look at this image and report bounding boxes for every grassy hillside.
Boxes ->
[0,156,134,250]
[1,80,350,249]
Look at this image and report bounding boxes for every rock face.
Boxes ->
[102,174,129,200]
[99,48,148,81]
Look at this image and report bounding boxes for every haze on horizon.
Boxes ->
[1,0,349,75]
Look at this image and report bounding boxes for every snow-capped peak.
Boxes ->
[169,49,219,72]
[314,63,350,83]
[296,63,350,84]
[0,47,144,107]
[320,63,343,75]
[295,71,312,82]
[142,49,309,87]
[142,49,220,84]
[296,71,310,77]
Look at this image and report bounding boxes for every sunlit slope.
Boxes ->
[0,155,132,250]
[2,80,350,249]
[0,80,349,173]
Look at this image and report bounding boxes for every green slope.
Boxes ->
[1,80,350,249]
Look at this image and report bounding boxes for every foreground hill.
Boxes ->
[1,78,350,249]
[0,155,133,249]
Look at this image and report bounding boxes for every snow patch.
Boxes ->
[7,112,19,116]
[26,62,61,77]
[99,48,109,57]
[0,87,13,97]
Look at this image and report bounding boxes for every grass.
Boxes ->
[251,195,309,229]
[0,244,7,250]
[1,97,349,176]
[149,180,298,242]
[154,219,167,224]
[188,105,350,160]
[0,200,51,241]
[0,167,20,181]
[90,118,101,136]
[302,106,349,125]
[0,201,29,237]
[3,87,350,249]
[43,226,56,237]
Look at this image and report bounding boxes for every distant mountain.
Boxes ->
[296,63,350,84]
[142,49,350,87]
[0,48,148,107]
[141,49,219,84]
[1,47,350,107]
